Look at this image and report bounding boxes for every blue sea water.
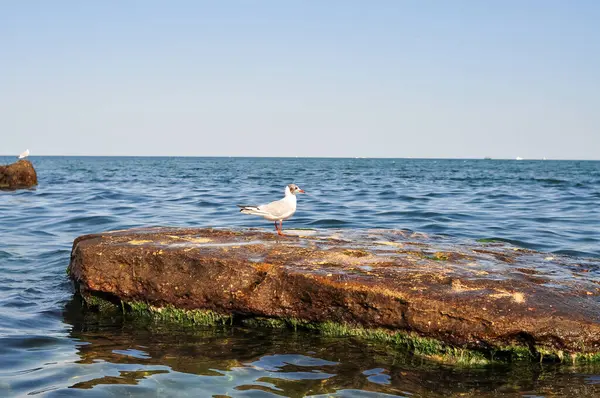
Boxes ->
[1,156,600,397]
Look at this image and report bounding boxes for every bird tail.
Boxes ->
[237,205,266,216]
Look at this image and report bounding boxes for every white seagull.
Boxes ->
[238,184,306,236]
[18,149,30,159]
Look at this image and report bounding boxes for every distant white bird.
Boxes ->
[238,184,306,236]
[17,149,30,159]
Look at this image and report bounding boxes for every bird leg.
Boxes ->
[277,220,285,236]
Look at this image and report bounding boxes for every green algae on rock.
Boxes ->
[68,227,600,364]
[76,293,490,365]
[127,301,233,326]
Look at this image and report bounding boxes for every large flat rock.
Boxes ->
[0,159,38,189]
[68,227,600,362]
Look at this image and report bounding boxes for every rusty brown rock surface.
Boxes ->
[68,227,600,355]
[0,159,38,189]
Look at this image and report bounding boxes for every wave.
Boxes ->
[307,219,353,227]
[53,215,119,227]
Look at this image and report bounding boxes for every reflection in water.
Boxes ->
[70,370,170,390]
[59,298,600,397]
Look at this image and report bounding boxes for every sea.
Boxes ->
[1,156,599,397]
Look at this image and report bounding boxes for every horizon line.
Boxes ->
[2,155,599,161]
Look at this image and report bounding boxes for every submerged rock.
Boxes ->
[68,227,600,364]
[0,159,38,189]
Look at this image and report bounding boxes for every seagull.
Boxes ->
[17,149,30,159]
[238,184,306,236]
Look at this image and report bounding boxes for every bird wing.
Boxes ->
[257,198,291,218]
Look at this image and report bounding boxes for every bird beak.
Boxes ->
[298,189,305,194]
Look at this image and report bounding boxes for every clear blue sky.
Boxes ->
[1,1,599,159]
